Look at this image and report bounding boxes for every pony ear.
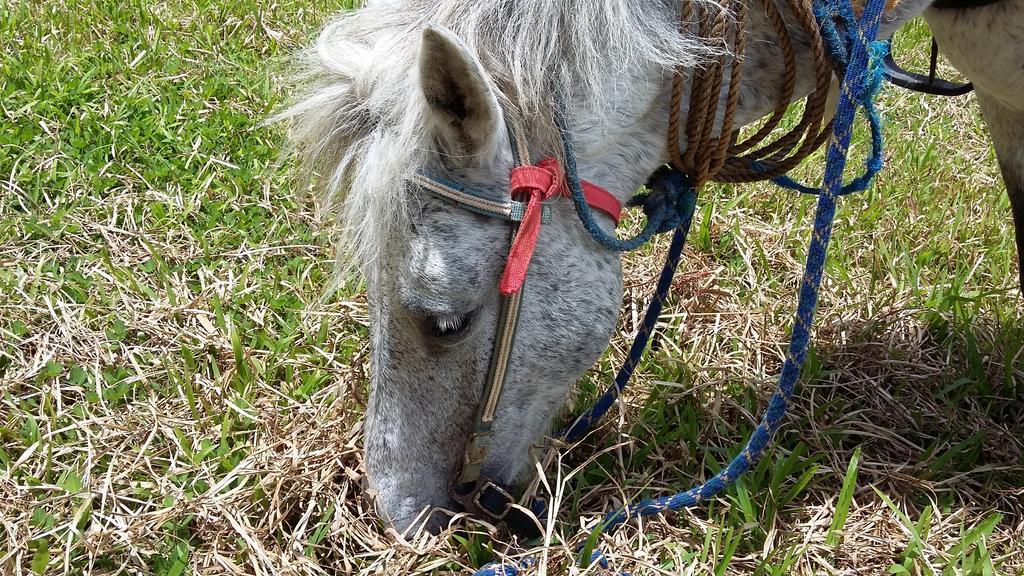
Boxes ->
[418,25,501,156]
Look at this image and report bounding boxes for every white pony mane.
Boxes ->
[275,0,721,277]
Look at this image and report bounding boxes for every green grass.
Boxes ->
[1,1,1022,575]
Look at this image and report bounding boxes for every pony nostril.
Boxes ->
[431,313,472,338]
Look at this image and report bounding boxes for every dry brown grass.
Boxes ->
[1,3,1022,575]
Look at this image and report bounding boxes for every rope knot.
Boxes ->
[634,166,698,235]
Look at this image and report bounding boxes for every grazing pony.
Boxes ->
[276,0,1023,533]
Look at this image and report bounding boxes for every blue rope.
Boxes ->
[471,0,888,572]
[560,169,697,443]
[555,110,694,252]
[596,0,889,533]
[815,0,859,71]
[769,40,888,196]
[770,0,889,196]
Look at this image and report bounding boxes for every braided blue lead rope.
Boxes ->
[561,169,697,443]
[471,0,887,572]
[598,0,889,532]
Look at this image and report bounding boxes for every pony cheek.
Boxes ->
[477,241,624,484]
[360,285,498,534]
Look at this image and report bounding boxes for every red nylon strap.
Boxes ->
[579,180,622,225]
[498,165,558,295]
[535,157,621,224]
[498,158,622,295]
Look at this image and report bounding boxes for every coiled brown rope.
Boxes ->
[670,0,837,187]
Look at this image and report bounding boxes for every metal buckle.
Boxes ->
[473,479,515,521]
[509,200,552,223]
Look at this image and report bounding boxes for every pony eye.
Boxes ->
[431,314,471,338]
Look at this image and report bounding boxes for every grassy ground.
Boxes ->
[1,1,1021,574]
